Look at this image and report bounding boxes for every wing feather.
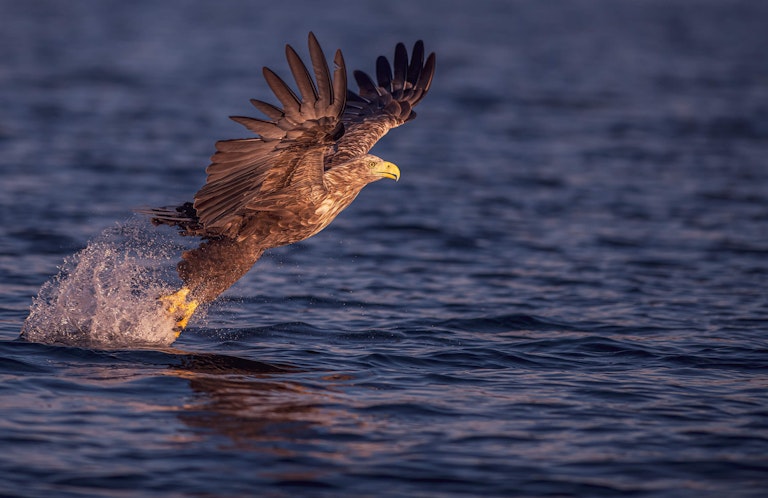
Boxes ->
[392,42,408,93]
[417,51,436,94]
[228,116,284,139]
[329,40,436,164]
[331,50,347,116]
[353,70,381,100]
[308,32,332,110]
[376,56,392,90]
[406,40,424,85]
[262,67,303,123]
[285,44,318,115]
[249,99,284,120]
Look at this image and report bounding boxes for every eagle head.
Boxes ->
[360,154,400,182]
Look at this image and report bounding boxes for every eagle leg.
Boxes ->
[159,287,200,337]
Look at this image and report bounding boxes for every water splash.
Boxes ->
[21,218,196,348]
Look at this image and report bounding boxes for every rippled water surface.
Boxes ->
[2,0,767,496]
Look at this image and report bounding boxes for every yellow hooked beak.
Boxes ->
[373,161,400,181]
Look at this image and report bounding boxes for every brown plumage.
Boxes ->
[141,33,435,326]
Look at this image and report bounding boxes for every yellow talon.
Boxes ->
[159,287,199,337]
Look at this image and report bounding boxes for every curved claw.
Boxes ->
[159,287,199,337]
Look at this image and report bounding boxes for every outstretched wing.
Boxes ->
[193,32,347,237]
[329,40,436,165]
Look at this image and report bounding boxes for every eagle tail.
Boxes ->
[136,202,204,236]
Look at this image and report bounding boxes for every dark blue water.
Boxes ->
[2,0,767,496]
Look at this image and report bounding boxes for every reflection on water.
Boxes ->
[167,352,343,456]
[166,351,412,472]
[165,350,403,492]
